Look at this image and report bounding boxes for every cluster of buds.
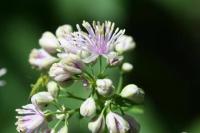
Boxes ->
[15,21,144,133]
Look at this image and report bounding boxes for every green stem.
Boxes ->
[99,56,102,74]
[117,71,123,94]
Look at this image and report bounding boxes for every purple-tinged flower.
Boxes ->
[15,104,48,133]
[106,112,130,133]
[0,68,7,86]
[49,62,71,82]
[29,49,58,69]
[60,21,125,63]
[124,115,140,133]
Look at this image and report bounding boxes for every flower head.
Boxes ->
[29,49,57,69]
[15,104,47,133]
[60,21,125,63]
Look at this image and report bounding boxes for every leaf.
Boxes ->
[123,105,144,114]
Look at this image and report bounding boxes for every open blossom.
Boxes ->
[0,68,7,86]
[15,104,48,133]
[39,32,60,53]
[29,49,57,69]
[60,21,125,63]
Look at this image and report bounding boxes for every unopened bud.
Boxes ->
[88,114,105,133]
[31,92,54,108]
[115,35,136,54]
[61,54,84,74]
[96,79,113,96]
[106,112,130,133]
[120,84,144,103]
[80,97,96,117]
[29,49,57,69]
[106,52,123,66]
[39,32,59,53]
[49,63,71,82]
[47,81,59,98]
[122,62,133,72]
[56,25,73,38]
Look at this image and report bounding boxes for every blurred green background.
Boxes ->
[0,0,200,132]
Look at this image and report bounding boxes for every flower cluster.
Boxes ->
[15,21,144,133]
[0,68,6,87]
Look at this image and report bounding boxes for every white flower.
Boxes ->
[106,112,130,133]
[80,97,96,117]
[115,35,136,54]
[60,53,84,74]
[96,78,113,96]
[15,104,48,133]
[39,32,60,53]
[47,81,59,98]
[120,84,144,103]
[121,62,133,72]
[106,52,123,66]
[56,24,73,38]
[31,91,54,108]
[0,68,7,86]
[88,113,105,133]
[49,62,71,82]
[29,48,57,69]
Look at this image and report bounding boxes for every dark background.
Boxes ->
[0,0,200,132]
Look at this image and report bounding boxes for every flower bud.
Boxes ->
[60,53,84,74]
[124,115,140,133]
[31,91,54,108]
[122,62,133,72]
[47,81,59,98]
[80,97,96,117]
[88,114,105,133]
[56,24,73,38]
[49,63,71,82]
[106,52,123,66]
[96,79,113,96]
[120,84,144,103]
[106,112,130,133]
[39,32,59,53]
[58,125,68,133]
[115,35,136,54]
[29,48,57,69]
